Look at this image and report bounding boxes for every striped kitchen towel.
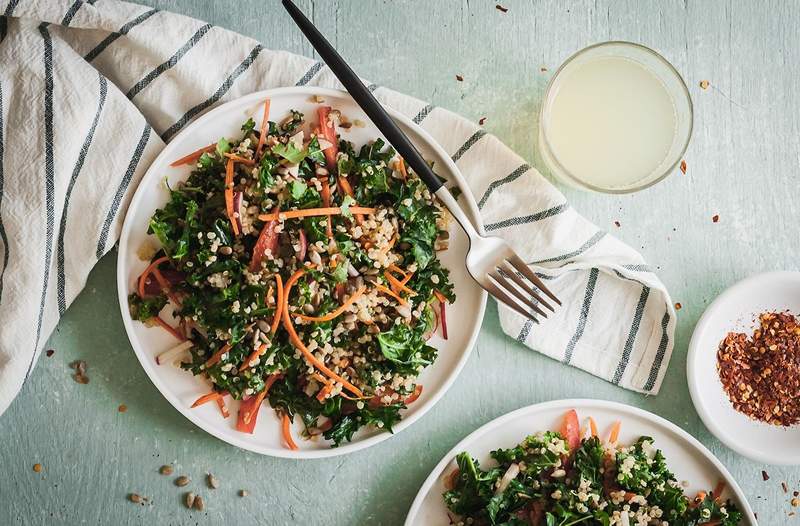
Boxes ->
[0,0,676,416]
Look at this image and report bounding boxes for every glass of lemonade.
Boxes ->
[539,41,693,193]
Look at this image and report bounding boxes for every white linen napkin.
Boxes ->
[0,0,676,417]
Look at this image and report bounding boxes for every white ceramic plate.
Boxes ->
[688,270,800,465]
[117,87,487,458]
[405,399,756,525]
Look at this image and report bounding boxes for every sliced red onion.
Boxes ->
[297,228,307,261]
[233,191,244,234]
[142,268,186,296]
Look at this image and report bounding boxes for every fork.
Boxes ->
[282,0,561,322]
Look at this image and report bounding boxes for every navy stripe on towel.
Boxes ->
[84,8,160,62]
[517,319,534,343]
[296,62,323,86]
[61,0,83,26]
[478,164,530,209]
[3,0,20,17]
[562,268,599,364]
[0,82,7,303]
[485,203,568,232]
[451,129,487,162]
[643,311,671,392]
[57,74,107,315]
[412,104,434,124]
[27,24,57,379]
[96,123,152,259]
[126,23,213,99]
[161,44,264,142]
[532,231,605,265]
[611,285,650,384]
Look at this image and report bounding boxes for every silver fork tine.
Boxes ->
[484,275,540,322]
[490,269,549,318]
[507,254,562,306]
[497,262,554,313]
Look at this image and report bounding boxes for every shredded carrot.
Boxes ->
[712,480,726,503]
[379,234,398,255]
[297,286,366,322]
[138,256,171,298]
[255,98,271,158]
[282,269,364,397]
[257,206,376,222]
[387,264,408,278]
[151,316,186,341]
[316,381,334,402]
[282,413,299,450]
[204,343,231,369]
[384,272,416,296]
[241,373,282,425]
[396,157,408,180]
[374,283,409,306]
[224,159,240,236]
[433,289,448,304]
[191,391,226,408]
[399,271,414,287]
[241,343,267,370]
[169,142,215,167]
[223,152,256,166]
[337,175,364,224]
[270,274,284,334]
[589,416,598,437]
[216,397,230,418]
[608,420,621,444]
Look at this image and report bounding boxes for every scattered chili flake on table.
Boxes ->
[455,74,464,82]
[495,4,508,12]
[712,214,720,223]
[783,481,789,493]
[45,349,55,357]
[675,302,682,310]
[33,463,42,473]
[540,66,548,72]
[478,117,487,125]
[118,404,128,413]
[718,312,800,426]
[762,470,770,481]
[700,80,710,89]
[69,360,89,384]
[680,159,687,174]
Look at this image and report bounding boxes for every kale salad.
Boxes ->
[443,410,742,526]
[129,100,454,449]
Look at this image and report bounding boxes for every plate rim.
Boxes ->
[116,86,488,459]
[687,269,800,465]
[404,398,756,525]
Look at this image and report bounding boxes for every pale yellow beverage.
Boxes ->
[540,42,692,193]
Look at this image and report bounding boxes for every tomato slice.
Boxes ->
[560,409,581,450]
[317,106,338,169]
[249,209,280,272]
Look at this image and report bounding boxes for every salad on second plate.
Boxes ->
[129,100,454,449]
[443,410,742,526]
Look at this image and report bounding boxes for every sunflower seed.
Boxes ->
[239,489,249,497]
[184,492,195,509]
[193,495,205,511]
[159,465,173,476]
[257,320,271,333]
[128,493,142,504]
[175,475,190,487]
[207,473,219,489]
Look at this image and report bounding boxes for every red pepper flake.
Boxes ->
[613,220,621,228]
[495,4,509,12]
[782,481,789,493]
[762,470,770,481]
[680,160,687,174]
[118,404,128,413]
[455,75,464,82]
[719,314,800,426]
[540,67,548,72]
[712,214,720,223]
[45,349,55,357]
[33,463,42,473]
[675,302,682,310]
[478,117,487,126]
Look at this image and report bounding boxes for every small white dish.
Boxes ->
[116,87,487,458]
[405,399,755,525]
[688,270,800,465]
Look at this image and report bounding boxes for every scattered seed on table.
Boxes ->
[193,495,205,511]
[239,489,249,497]
[45,350,55,357]
[128,493,142,504]
[675,302,682,310]
[792,497,800,507]
[159,465,173,476]
[680,160,687,174]
[184,492,196,509]
[700,80,710,90]
[32,463,42,473]
[175,475,190,487]
[118,404,127,413]
[455,74,464,82]
[712,214,720,223]
[207,473,219,489]
[762,470,770,481]
[495,4,508,13]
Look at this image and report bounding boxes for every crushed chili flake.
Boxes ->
[118,404,128,413]
[540,67,548,72]
[718,313,800,426]
[495,4,508,12]
[613,220,621,228]
[45,349,55,357]
[762,470,770,481]
[680,159,687,174]
[478,117,487,125]
[455,74,464,82]
[783,481,789,493]
[675,302,682,310]
[712,214,720,223]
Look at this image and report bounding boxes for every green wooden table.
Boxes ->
[2,1,794,523]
